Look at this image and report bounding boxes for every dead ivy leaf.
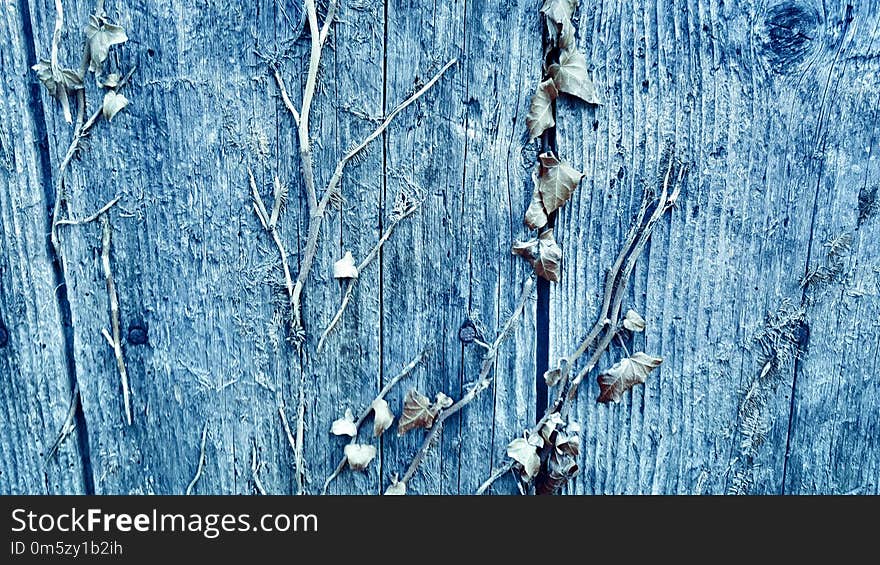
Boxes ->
[330,408,357,437]
[344,444,376,471]
[623,309,646,332]
[398,390,437,435]
[540,0,577,25]
[507,437,541,480]
[558,19,576,50]
[544,368,562,387]
[524,174,549,230]
[102,91,129,121]
[540,412,564,444]
[101,72,121,88]
[549,48,601,105]
[32,60,83,124]
[371,398,394,437]
[537,152,583,214]
[526,78,558,140]
[333,251,359,279]
[432,392,453,412]
[84,15,128,73]
[385,476,407,495]
[597,352,663,403]
[513,229,562,282]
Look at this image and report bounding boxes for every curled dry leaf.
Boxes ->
[344,444,377,471]
[333,251,359,279]
[330,408,357,437]
[623,309,646,332]
[84,15,128,73]
[102,91,129,121]
[101,72,121,88]
[507,437,541,480]
[540,0,577,25]
[549,49,601,105]
[384,476,407,495]
[371,398,394,437]
[32,60,83,123]
[525,152,583,230]
[597,352,663,403]
[432,392,453,412]
[526,78,558,141]
[513,229,563,282]
[398,390,437,435]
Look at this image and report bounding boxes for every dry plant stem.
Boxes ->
[249,168,295,307]
[295,371,306,495]
[51,68,137,253]
[477,161,683,495]
[321,349,430,494]
[43,383,80,464]
[56,196,120,226]
[185,421,209,495]
[287,58,456,336]
[278,405,298,460]
[251,443,268,495]
[317,202,422,352]
[400,276,535,486]
[299,0,323,214]
[272,67,300,125]
[50,0,71,123]
[101,216,132,425]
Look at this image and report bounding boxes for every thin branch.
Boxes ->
[298,0,322,215]
[272,66,300,126]
[322,349,430,494]
[278,405,298,458]
[319,0,338,46]
[295,370,306,495]
[477,159,685,495]
[249,168,295,312]
[400,276,535,487]
[251,442,268,495]
[290,59,456,338]
[185,421,209,495]
[101,216,132,425]
[55,196,120,226]
[43,383,80,465]
[317,201,422,352]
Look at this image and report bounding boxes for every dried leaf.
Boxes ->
[102,91,129,121]
[526,78,558,140]
[330,408,357,437]
[507,438,541,480]
[32,60,83,123]
[536,152,583,214]
[513,229,562,282]
[544,368,562,387]
[540,412,564,444]
[524,174,549,230]
[84,15,128,73]
[558,19,576,50]
[540,0,578,25]
[549,48,601,105]
[384,476,407,495]
[623,309,646,332]
[597,352,663,403]
[398,390,437,435]
[333,251,359,279]
[101,72,121,88]
[371,398,394,437]
[432,392,453,412]
[344,444,377,471]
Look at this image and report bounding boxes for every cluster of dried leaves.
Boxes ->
[514,0,599,282]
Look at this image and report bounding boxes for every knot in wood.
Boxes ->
[0,324,7,348]
[458,320,478,343]
[760,1,819,73]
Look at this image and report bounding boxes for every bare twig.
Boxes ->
[55,196,120,226]
[295,370,306,495]
[477,160,685,495]
[271,66,300,126]
[101,216,132,425]
[249,168,295,310]
[278,405,298,458]
[400,276,535,488]
[322,349,430,494]
[185,421,209,495]
[319,0,338,46]
[289,58,456,338]
[317,200,422,352]
[43,383,80,465]
[251,442,268,495]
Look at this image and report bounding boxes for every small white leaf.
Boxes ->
[371,398,394,437]
[102,91,129,121]
[85,15,129,73]
[330,408,357,437]
[623,309,646,332]
[432,392,453,411]
[344,444,376,471]
[526,78,558,140]
[384,475,407,495]
[507,438,541,480]
[102,73,121,88]
[333,251,359,279]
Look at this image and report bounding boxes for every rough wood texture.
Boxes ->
[1,0,878,495]
[554,0,880,494]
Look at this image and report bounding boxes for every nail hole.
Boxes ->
[127,324,148,345]
[0,325,8,348]
[458,320,477,343]
[147,48,156,57]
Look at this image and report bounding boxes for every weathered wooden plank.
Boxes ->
[553,0,880,494]
[0,0,86,494]
[380,0,539,495]
[783,2,880,495]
